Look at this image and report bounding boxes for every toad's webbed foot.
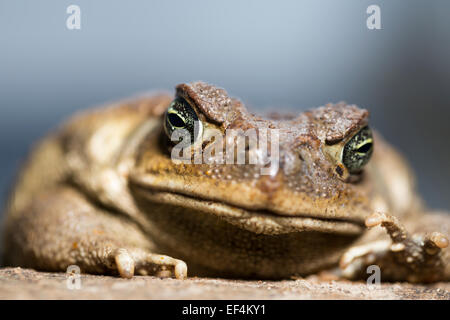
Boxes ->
[340,212,449,283]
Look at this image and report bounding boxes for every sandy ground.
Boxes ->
[0,267,449,300]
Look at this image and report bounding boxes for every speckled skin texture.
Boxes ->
[2,82,449,282]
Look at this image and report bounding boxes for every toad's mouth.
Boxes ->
[130,180,365,236]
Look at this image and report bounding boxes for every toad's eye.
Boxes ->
[164,97,203,143]
[342,126,374,173]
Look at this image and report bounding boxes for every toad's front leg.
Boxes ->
[340,212,449,283]
[3,186,187,279]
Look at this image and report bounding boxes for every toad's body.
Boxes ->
[3,82,449,282]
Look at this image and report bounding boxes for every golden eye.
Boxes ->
[342,126,374,173]
[164,97,203,143]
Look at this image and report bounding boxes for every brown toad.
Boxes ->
[3,81,449,282]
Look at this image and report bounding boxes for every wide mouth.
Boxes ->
[130,180,365,236]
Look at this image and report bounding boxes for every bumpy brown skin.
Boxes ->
[2,82,449,282]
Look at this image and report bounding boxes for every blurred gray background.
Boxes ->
[1,0,449,222]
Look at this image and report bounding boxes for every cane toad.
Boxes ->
[3,82,449,282]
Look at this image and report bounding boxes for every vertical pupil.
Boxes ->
[168,113,185,127]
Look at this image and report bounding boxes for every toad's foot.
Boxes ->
[114,248,187,279]
[3,187,188,280]
[340,212,449,283]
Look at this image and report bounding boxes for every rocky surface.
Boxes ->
[0,267,449,300]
